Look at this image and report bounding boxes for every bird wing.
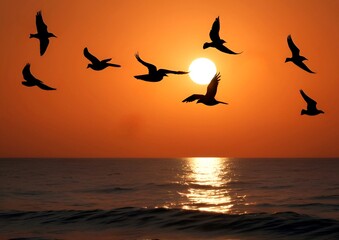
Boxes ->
[209,17,222,42]
[159,69,188,75]
[216,44,241,54]
[135,53,157,73]
[287,35,300,56]
[300,89,317,110]
[103,58,121,67]
[36,11,48,34]
[83,48,100,64]
[294,61,315,73]
[22,63,38,82]
[39,38,49,56]
[107,63,121,67]
[36,82,56,90]
[206,72,221,98]
[102,58,112,63]
[182,94,204,102]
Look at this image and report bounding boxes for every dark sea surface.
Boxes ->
[0,158,339,240]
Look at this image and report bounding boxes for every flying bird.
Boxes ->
[203,17,241,55]
[299,90,324,116]
[285,35,315,73]
[182,72,227,106]
[84,47,121,71]
[22,64,56,90]
[29,11,57,56]
[134,53,188,82]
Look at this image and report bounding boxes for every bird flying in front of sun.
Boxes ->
[189,58,217,85]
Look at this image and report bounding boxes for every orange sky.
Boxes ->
[0,0,338,158]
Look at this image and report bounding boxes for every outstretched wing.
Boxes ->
[36,82,56,90]
[22,63,38,82]
[294,61,315,73]
[182,94,204,103]
[159,69,188,75]
[216,45,241,54]
[206,72,221,98]
[39,38,49,56]
[107,63,121,68]
[287,35,300,56]
[300,89,317,111]
[36,11,48,34]
[209,17,222,42]
[135,53,157,73]
[84,48,100,64]
[102,58,112,63]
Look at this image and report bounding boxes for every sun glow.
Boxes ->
[189,58,217,85]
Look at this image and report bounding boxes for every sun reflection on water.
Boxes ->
[180,157,233,213]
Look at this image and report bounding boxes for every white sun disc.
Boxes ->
[189,58,217,85]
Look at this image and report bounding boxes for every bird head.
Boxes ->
[197,99,202,104]
[22,81,29,86]
[87,64,92,69]
[300,109,307,115]
[319,110,325,114]
[203,42,210,49]
[285,58,291,63]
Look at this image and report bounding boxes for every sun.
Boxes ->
[189,58,217,85]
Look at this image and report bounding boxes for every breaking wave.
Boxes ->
[1,207,339,239]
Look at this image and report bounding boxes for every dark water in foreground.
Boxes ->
[0,158,339,239]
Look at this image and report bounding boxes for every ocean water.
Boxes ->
[0,158,339,240]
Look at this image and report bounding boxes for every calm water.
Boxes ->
[1,158,339,239]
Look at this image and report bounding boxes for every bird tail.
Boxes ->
[29,34,35,38]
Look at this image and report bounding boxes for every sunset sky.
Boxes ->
[0,0,338,158]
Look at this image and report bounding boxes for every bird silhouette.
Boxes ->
[300,90,324,116]
[84,47,121,71]
[285,35,315,73]
[22,64,56,90]
[182,72,227,106]
[203,17,241,55]
[29,11,56,56]
[134,53,188,82]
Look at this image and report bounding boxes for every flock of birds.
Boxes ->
[22,11,324,116]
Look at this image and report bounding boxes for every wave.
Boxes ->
[1,207,339,239]
[81,187,135,194]
[8,238,59,240]
[255,202,339,210]
[311,194,339,200]
[258,184,293,190]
